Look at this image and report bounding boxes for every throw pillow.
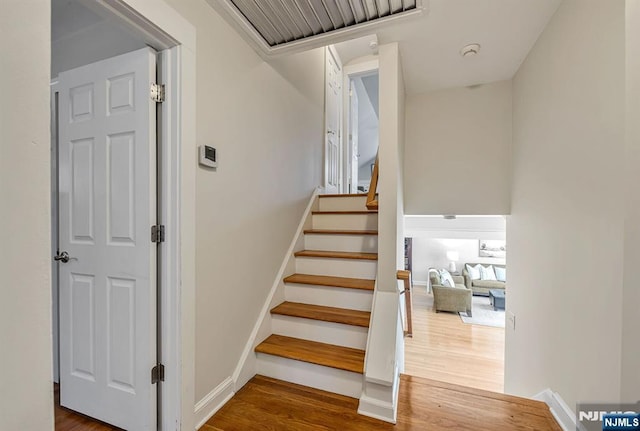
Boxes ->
[495,266,507,282]
[480,265,497,281]
[466,264,482,280]
[439,269,455,287]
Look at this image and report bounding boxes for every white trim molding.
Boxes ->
[533,389,576,431]
[194,377,235,430]
[358,370,400,424]
[102,2,197,430]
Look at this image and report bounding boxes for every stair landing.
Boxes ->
[203,374,563,431]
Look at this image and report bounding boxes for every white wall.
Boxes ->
[377,42,405,292]
[411,238,506,285]
[163,0,325,404]
[506,0,625,409]
[622,0,640,403]
[404,80,512,215]
[0,1,54,430]
[353,76,378,183]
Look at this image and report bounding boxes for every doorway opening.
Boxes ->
[345,70,379,194]
[403,215,507,394]
[325,36,380,195]
[50,0,190,429]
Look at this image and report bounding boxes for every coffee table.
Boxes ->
[489,289,505,311]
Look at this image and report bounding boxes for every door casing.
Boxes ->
[50,1,197,429]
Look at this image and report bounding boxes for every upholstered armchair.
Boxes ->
[428,269,473,316]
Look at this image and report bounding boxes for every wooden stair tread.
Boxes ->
[294,250,378,260]
[255,335,365,374]
[312,210,377,215]
[283,273,375,291]
[271,302,371,327]
[303,229,378,235]
[319,193,367,198]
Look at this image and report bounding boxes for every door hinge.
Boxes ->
[151,364,165,384]
[150,83,165,103]
[151,225,165,243]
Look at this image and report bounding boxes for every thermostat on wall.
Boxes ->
[199,145,217,168]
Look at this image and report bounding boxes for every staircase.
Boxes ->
[254,193,378,398]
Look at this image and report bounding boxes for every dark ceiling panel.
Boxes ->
[231,0,417,47]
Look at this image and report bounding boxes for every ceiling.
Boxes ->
[51,0,105,42]
[51,0,152,46]
[211,0,561,94]
[54,0,562,95]
[375,0,562,94]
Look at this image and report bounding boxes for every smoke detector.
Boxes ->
[460,43,481,57]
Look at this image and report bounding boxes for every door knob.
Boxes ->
[54,251,70,263]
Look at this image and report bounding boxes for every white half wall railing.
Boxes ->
[358,285,403,423]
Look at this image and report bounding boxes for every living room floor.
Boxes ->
[404,286,505,393]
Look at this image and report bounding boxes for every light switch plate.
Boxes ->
[507,311,516,330]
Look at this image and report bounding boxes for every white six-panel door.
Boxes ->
[325,47,342,194]
[57,47,157,431]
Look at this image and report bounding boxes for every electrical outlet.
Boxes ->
[507,311,516,331]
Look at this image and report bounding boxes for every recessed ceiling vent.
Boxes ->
[230,0,418,47]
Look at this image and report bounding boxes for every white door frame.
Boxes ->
[50,1,196,430]
[342,59,379,194]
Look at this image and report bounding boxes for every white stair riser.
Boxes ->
[312,213,377,230]
[284,284,373,311]
[295,257,377,279]
[319,196,369,212]
[256,353,363,398]
[304,234,378,253]
[271,315,369,350]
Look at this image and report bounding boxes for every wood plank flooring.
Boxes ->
[54,384,122,431]
[203,374,561,431]
[404,287,505,393]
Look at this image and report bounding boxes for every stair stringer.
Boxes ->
[232,187,322,391]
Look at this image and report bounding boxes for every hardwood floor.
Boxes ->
[55,289,507,430]
[54,385,122,431]
[203,374,561,431]
[404,287,505,393]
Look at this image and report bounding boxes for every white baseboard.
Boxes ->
[358,371,399,424]
[231,187,322,391]
[194,377,235,430]
[533,388,575,431]
[412,280,427,287]
[358,394,396,424]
